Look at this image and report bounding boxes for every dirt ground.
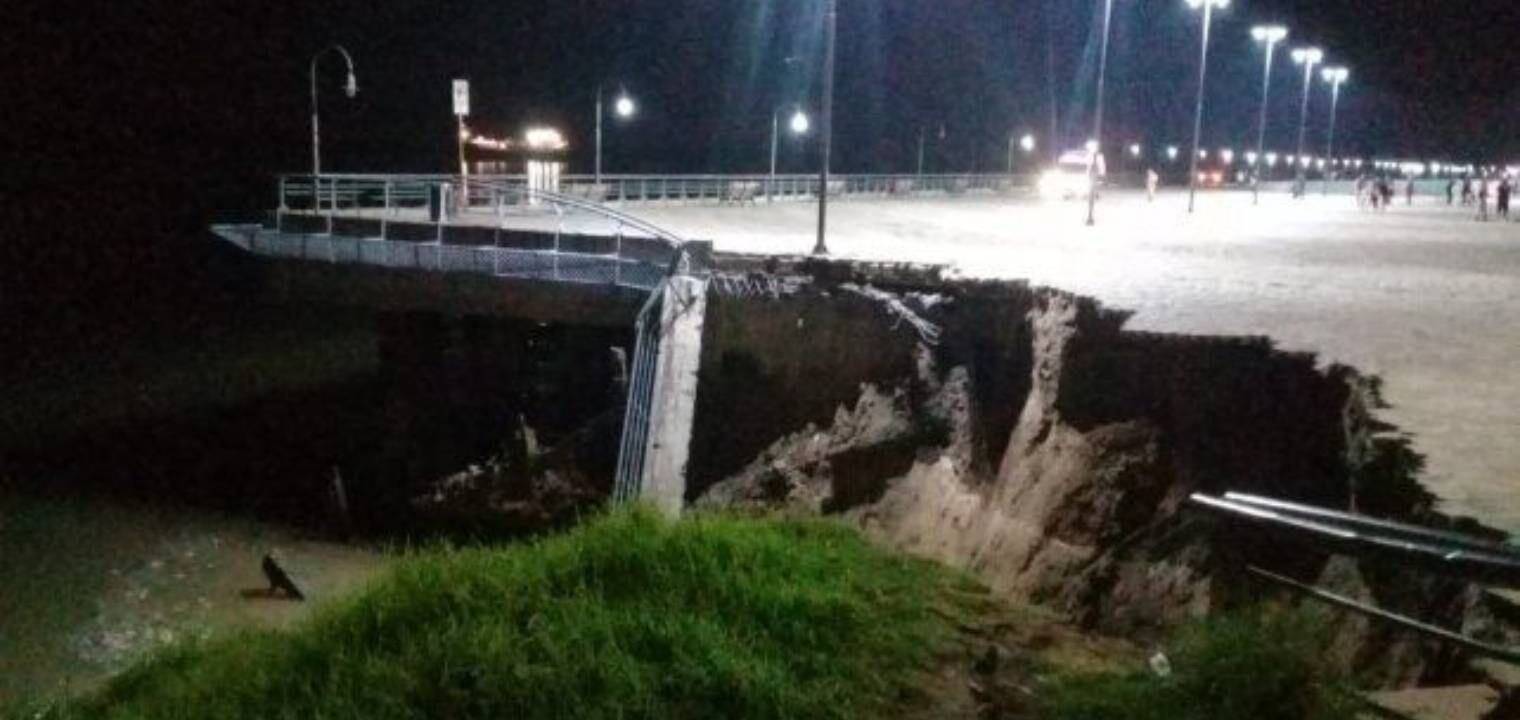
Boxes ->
[628,190,1520,534]
[0,493,389,705]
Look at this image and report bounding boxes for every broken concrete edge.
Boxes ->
[667,262,1520,689]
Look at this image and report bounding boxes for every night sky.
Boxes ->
[6,1,1519,346]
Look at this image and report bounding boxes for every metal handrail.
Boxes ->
[1190,491,1520,666]
[278,172,1036,211]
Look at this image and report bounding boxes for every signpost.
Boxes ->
[453,79,470,178]
[453,80,469,207]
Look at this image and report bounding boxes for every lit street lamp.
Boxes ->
[1021,133,1037,153]
[595,86,636,185]
[1290,46,1324,198]
[1087,0,1117,227]
[1185,0,1228,214]
[1167,145,1180,161]
[1250,24,1287,204]
[1320,66,1349,195]
[310,44,358,178]
[770,106,810,201]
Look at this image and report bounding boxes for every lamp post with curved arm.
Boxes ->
[310,45,358,178]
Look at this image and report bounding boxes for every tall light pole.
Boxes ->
[916,128,926,177]
[1086,0,1116,227]
[1250,25,1287,205]
[814,0,837,256]
[1185,0,1228,215]
[1290,47,1324,198]
[595,86,636,185]
[310,45,358,178]
[1321,66,1349,196]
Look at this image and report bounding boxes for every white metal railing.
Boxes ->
[278,172,1036,214]
[263,175,698,291]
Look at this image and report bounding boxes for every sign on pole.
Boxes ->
[452,79,470,117]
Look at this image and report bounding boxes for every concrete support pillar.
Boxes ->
[639,275,709,515]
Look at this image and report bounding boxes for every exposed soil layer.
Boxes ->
[692,267,1518,688]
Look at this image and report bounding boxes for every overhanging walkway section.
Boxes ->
[212,175,713,514]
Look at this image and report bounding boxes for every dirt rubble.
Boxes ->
[690,270,1519,689]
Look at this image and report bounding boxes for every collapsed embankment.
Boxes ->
[685,263,1516,688]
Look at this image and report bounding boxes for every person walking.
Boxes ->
[1146,168,1159,203]
[1462,175,1474,205]
[1498,177,1512,220]
[1477,177,1490,221]
[1405,177,1415,206]
[1446,178,1455,205]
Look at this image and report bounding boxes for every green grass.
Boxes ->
[18,508,969,720]
[1040,608,1361,720]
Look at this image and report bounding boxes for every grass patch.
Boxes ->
[18,508,970,720]
[1040,608,1361,720]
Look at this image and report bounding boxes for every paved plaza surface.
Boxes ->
[631,189,1520,533]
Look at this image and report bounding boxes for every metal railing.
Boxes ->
[612,285,666,503]
[1191,491,1520,666]
[257,175,697,292]
[278,172,1035,214]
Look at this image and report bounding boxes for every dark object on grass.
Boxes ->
[261,554,305,601]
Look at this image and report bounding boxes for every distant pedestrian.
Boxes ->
[1380,177,1394,209]
[1498,178,1512,220]
[1462,175,1474,205]
[1477,178,1490,221]
[1405,178,1415,206]
[1446,179,1456,205]
[1355,176,1369,209]
[1146,168,1159,202]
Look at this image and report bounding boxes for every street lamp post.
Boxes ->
[1185,0,1228,215]
[770,108,809,201]
[310,44,358,179]
[1250,25,1288,205]
[1290,47,1324,198]
[1321,67,1349,195]
[595,85,636,186]
[813,0,837,256]
[1086,0,1116,227]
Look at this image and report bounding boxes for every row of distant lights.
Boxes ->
[461,127,569,152]
[1069,138,1510,176]
[459,93,811,154]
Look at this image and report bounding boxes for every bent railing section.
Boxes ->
[1190,491,1520,666]
[612,286,666,503]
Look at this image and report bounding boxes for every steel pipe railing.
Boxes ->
[1190,491,1520,667]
